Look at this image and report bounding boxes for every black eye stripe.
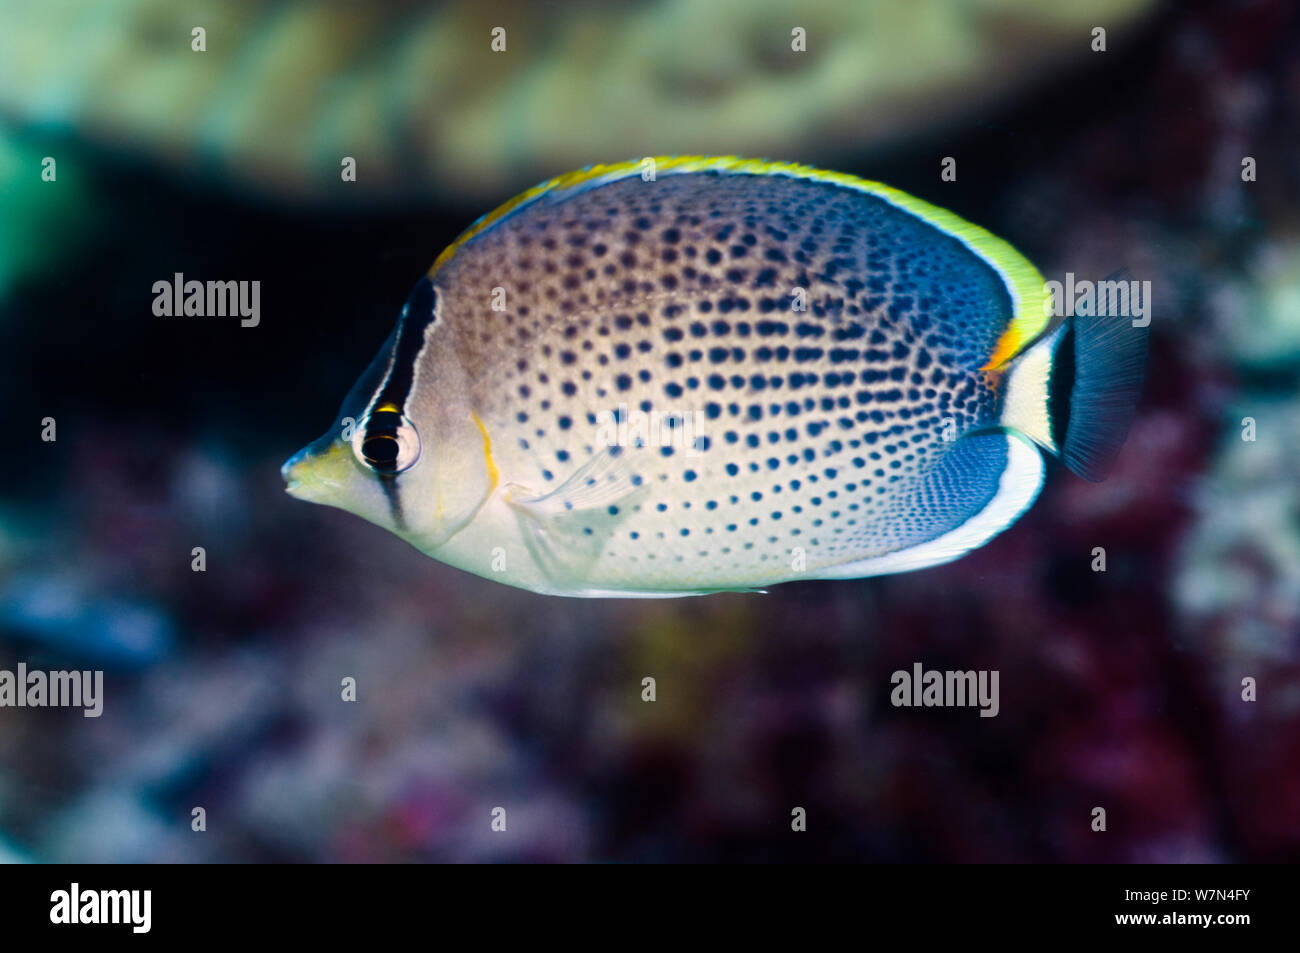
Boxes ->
[372,277,439,417]
[362,409,403,445]
[352,277,437,529]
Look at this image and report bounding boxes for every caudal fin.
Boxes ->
[1054,300,1149,482]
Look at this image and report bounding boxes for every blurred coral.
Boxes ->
[1,0,1298,863]
[0,0,1154,203]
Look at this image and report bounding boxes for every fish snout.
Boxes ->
[281,447,309,497]
[281,433,351,501]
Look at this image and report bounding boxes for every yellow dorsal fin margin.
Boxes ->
[428,156,1049,369]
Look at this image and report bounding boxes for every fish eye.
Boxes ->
[353,406,421,475]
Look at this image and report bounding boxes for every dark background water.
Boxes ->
[0,0,1297,862]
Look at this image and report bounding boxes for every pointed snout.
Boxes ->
[281,434,352,503]
[281,447,312,499]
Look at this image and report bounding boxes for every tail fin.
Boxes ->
[1053,282,1149,482]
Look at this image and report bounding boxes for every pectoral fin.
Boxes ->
[504,445,654,582]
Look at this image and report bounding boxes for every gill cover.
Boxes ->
[283,277,493,552]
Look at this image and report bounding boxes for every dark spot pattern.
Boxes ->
[428,170,1018,588]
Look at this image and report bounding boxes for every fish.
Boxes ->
[282,156,1147,598]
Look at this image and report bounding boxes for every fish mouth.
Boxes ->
[281,447,310,498]
[281,434,350,502]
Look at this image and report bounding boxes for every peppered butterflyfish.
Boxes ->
[282,157,1147,597]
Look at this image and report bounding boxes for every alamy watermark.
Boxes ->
[595,404,707,457]
[1044,273,1151,328]
[890,662,999,717]
[152,272,260,327]
[50,884,150,933]
[0,663,103,717]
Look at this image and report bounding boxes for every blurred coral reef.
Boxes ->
[0,0,1155,203]
[1,0,1298,862]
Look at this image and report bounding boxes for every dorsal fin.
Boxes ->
[427,157,1051,365]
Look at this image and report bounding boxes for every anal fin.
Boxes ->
[813,433,1044,579]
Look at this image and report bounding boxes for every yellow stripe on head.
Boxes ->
[471,412,499,491]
